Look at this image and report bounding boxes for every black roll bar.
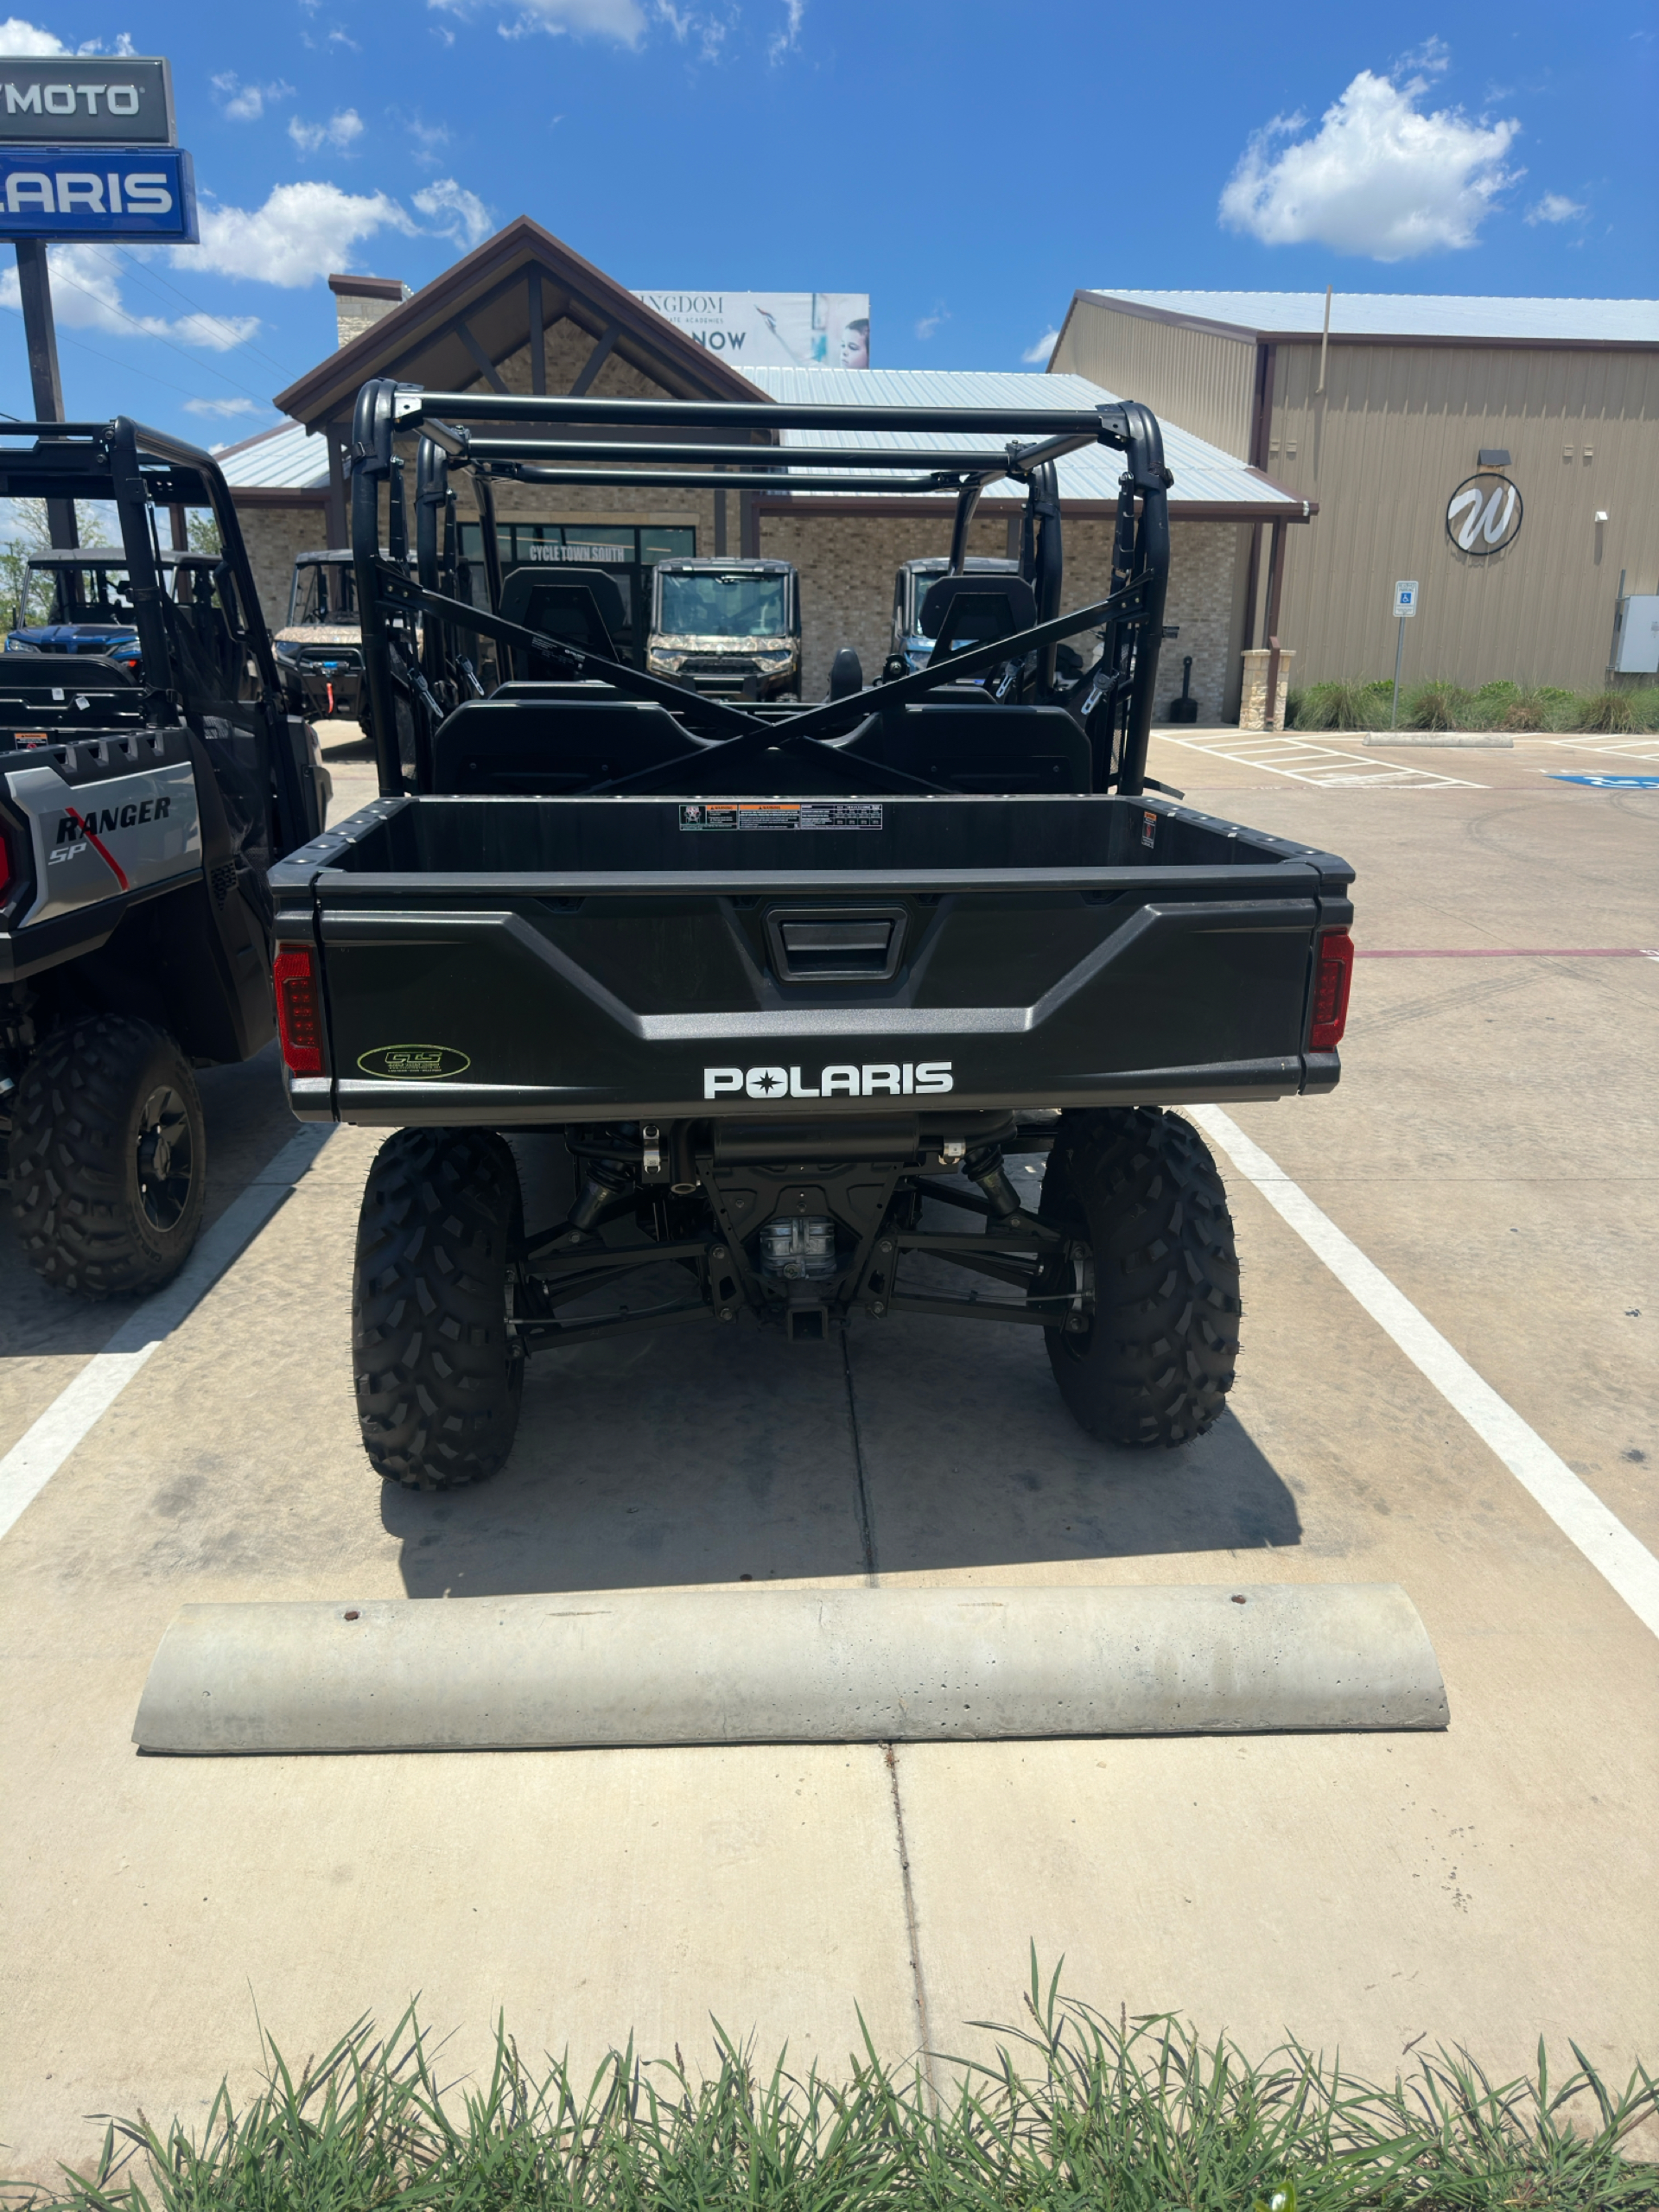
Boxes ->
[465,438,1090,474]
[350,378,1172,799]
[388,390,1112,437]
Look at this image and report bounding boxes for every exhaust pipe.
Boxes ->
[135,1582,1447,1756]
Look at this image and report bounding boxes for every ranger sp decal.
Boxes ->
[705,1062,952,1100]
[4,756,200,929]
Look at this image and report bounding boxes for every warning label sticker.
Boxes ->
[679,801,883,833]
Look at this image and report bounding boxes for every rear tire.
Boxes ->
[1037,1107,1239,1448]
[353,1128,524,1491]
[9,1014,206,1297]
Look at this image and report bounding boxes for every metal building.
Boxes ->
[1050,290,1659,695]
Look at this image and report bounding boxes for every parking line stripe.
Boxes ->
[1190,1105,1659,1640]
[0,1125,333,1545]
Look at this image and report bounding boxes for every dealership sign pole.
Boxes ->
[0,56,195,547]
[1389,579,1418,730]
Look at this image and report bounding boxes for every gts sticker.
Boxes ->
[705,1062,952,1100]
[357,1045,473,1080]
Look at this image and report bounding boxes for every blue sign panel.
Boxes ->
[0,145,196,241]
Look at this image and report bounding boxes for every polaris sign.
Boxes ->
[0,54,193,242]
[0,58,175,144]
[0,147,197,241]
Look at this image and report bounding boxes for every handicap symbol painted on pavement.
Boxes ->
[1548,773,1659,789]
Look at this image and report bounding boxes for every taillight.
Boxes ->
[1310,931,1354,1052]
[274,944,325,1075]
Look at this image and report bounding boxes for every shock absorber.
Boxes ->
[964,1145,1026,1227]
[569,1158,632,1236]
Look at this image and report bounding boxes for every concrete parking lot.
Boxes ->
[3,724,1656,2184]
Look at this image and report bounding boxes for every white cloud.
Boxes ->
[651,0,733,59]
[1022,328,1058,365]
[914,305,949,340]
[182,396,267,418]
[766,0,803,62]
[289,107,365,154]
[1526,191,1587,226]
[1219,65,1521,259]
[181,181,420,288]
[412,176,493,247]
[431,0,646,41]
[0,15,63,48]
[212,72,295,121]
[0,242,260,348]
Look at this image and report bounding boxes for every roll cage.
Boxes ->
[0,416,311,850]
[347,378,1173,801]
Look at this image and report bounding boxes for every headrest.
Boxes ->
[499,567,628,659]
[828,645,864,700]
[918,573,1039,650]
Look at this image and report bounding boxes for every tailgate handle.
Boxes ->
[766,906,906,982]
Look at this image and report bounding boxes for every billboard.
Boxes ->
[635,292,870,369]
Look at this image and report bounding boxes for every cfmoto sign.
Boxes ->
[1446,472,1522,556]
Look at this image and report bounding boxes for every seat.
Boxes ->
[918,574,1039,658]
[837,704,1091,794]
[429,698,706,795]
[499,568,630,665]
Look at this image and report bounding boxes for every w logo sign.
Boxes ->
[1446,474,1523,556]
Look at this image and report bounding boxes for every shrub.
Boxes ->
[1405,679,1475,731]
[1573,688,1639,734]
[1493,685,1560,732]
[1289,677,1388,730]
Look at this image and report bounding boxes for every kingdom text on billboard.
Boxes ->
[636,292,870,368]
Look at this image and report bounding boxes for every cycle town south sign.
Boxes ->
[1446,471,1523,556]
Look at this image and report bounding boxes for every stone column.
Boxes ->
[1240,646,1294,731]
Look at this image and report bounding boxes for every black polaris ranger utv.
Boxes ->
[0,419,329,1294]
[271,380,1355,1491]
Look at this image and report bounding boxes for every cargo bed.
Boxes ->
[272,790,1353,1127]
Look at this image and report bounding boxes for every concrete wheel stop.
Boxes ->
[133,1583,1448,1755]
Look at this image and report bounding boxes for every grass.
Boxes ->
[1285,678,1659,735]
[7,1960,1656,2212]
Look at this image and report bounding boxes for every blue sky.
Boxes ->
[2,0,1654,448]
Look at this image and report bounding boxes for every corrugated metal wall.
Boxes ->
[1052,302,1257,458]
[1264,341,1659,690]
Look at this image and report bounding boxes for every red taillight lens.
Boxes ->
[1310,931,1354,1052]
[274,945,325,1075]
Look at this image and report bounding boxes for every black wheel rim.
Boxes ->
[135,1084,194,1232]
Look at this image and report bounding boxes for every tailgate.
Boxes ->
[274,792,1353,1122]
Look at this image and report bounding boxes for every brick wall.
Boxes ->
[233,503,330,633]
[759,507,1242,711]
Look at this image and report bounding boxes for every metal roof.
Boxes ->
[1084,290,1659,344]
[208,370,1301,513]
[741,366,1300,511]
[213,419,329,491]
